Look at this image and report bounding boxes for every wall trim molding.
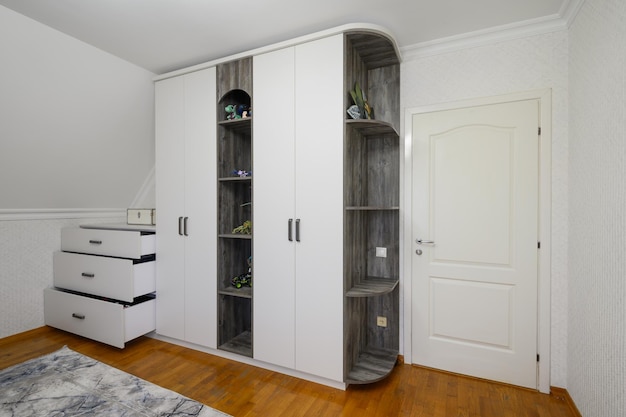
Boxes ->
[400,0,584,61]
[0,208,126,221]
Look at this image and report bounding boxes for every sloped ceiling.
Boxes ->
[0,0,573,74]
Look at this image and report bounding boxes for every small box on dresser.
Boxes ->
[44,224,156,349]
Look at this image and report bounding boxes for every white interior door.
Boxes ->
[411,99,540,389]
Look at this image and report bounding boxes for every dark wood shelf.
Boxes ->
[219,286,252,299]
[345,119,398,137]
[346,276,399,297]
[345,345,398,384]
[218,330,252,357]
[218,234,252,240]
[218,117,252,133]
[346,206,399,211]
[218,176,252,182]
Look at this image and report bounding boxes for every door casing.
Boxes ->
[402,89,552,393]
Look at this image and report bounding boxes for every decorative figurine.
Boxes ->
[231,256,252,289]
[232,169,251,177]
[225,104,251,120]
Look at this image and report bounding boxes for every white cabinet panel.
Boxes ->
[155,75,187,341]
[293,34,344,382]
[253,46,297,369]
[183,69,217,348]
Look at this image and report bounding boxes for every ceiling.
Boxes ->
[1,0,571,74]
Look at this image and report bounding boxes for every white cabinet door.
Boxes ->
[183,68,218,348]
[155,76,186,341]
[155,68,217,348]
[253,47,297,369]
[293,34,344,382]
[253,35,344,382]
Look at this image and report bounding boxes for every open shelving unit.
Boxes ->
[343,31,401,385]
[216,57,253,358]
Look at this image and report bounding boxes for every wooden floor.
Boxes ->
[0,327,577,417]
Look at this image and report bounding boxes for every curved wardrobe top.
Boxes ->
[153,23,401,81]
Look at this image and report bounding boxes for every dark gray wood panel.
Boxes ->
[344,29,400,385]
[216,57,253,102]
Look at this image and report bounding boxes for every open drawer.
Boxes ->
[61,227,156,259]
[44,288,155,349]
[53,251,155,303]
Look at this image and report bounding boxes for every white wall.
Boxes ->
[568,0,626,415]
[0,5,155,338]
[0,5,155,209]
[401,30,569,387]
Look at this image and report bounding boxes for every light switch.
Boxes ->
[375,247,387,258]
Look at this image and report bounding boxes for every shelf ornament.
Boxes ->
[348,82,374,119]
[232,220,251,235]
[225,104,251,120]
[232,169,251,177]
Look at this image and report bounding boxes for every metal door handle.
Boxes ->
[295,219,301,242]
[178,217,183,236]
[81,272,95,278]
[416,239,435,245]
[72,313,85,320]
[89,239,102,245]
[288,219,293,241]
[183,217,189,236]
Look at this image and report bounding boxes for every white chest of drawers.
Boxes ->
[44,224,156,348]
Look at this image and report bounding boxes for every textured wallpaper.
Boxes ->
[0,216,125,339]
[568,0,626,415]
[401,30,570,387]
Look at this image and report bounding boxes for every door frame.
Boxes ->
[402,89,552,393]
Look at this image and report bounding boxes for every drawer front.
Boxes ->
[53,252,156,302]
[44,288,155,349]
[61,227,156,258]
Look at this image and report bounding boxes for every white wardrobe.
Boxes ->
[154,25,400,388]
[155,68,218,349]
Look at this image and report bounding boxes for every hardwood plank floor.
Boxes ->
[0,327,576,417]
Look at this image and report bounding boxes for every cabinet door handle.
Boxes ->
[178,217,183,236]
[295,219,301,242]
[72,313,85,320]
[81,272,95,278]
[89,239,102,245]
[183,217,189,236]
[288,219,293,241]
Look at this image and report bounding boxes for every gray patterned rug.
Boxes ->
[0,346,230,417]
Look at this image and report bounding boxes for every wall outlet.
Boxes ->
[375,247,387,258]
[376,316,387,327]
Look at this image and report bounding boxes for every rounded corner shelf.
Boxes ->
[345,346,399,385]
[346,276,399,297]
[345,119,398,137]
